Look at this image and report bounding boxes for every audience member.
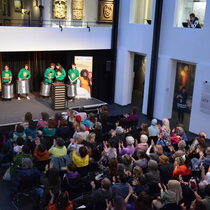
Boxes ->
[1,109,209,210]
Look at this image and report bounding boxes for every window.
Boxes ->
[174,0,207,28]
[130,0,153,24]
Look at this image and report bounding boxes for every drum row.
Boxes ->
[2,81,76,99]
[40,82,77,98]
[2,80,29,99]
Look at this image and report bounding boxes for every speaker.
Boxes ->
[105,60,112,72]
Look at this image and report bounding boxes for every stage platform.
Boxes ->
[0,92,107,126]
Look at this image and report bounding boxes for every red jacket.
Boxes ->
[33,146,49,161]
[173,165,192,176]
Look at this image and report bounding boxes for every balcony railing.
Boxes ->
[0,18,112,28]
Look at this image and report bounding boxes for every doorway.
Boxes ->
[172,62,196,130]
[132,54,146,110]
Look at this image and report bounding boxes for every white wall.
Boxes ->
[189,63,210,135]
[154,0,210,136]
[114,0,155,115]
[0,27,112,51]
[130,0,153,24]
[115,0,210,136]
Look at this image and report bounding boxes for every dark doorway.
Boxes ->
[172,62,196,130]
[132,54,146,110]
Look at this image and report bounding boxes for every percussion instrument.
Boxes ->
[40,82,51,97]
[17,80,29,94]
[2,83,14,99]
[67,84,77,98]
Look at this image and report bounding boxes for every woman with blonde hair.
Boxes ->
[87,133,96,144]
[153,180,183,209]
[136,134,149,151]
[160,118,171,146]
[162,118,170,131]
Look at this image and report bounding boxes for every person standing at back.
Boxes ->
[68,63,79,100]
[176,87,188,123]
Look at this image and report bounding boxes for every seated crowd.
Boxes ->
[0,106,210,210]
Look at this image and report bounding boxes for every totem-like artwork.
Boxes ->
[98,0,114,23]
[72,0,84,20]
[53,0,67,19]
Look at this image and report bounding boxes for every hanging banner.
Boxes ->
[74,56,93,96]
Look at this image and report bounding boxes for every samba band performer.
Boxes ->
[17,64,31,100]
[68,63,79,100]
[40,63,55,97]
[2,65,13,100]
[44,63,55,84]
[55,63,66,83]
[2,65,12,85]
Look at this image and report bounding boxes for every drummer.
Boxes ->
[17,64,31,100]
[44,63,55,84]
[55,63,66,83]
[68,63,79,100]
[2,65,12,85]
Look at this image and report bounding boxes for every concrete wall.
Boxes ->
[115,0,210,136]
[114,0,155,116]
[156,0,210,136]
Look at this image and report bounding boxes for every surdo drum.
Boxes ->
[2,83,14,99]
[40,82,51,97]
[67,84,76,98]
[17,80,29,94]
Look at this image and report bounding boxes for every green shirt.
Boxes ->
[68,68,79,84]
[2,69,12,83]
[18,68,31,80]
[44,67,55,83]
[55,68,66,81]
[42,128,56,137]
